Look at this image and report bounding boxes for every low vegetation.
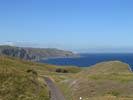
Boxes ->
[0,55,82,100]
[59,61,133,100]
[0,56,50,100]
[1,55,133,100]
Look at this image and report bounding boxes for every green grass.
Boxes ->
[107,91,120,96]
[60,61,133,100]
[89,73,133,83]
[1,55,133,100]
[0,55,83,100]
[0,55,50,100]
[0,73,50,100]
[80,61,131,75]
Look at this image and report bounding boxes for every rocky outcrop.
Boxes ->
[0,45,79,61]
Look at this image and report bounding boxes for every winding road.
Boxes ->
[44,77,66,100]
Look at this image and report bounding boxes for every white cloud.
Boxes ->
[0,41,15,46]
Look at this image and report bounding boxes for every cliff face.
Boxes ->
[0,45,79,61]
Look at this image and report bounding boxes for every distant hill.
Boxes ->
[0,45,79,61]
[80,61,131,75]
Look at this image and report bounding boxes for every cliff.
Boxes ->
[0,45,79,61]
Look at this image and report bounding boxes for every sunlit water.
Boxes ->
[39,53,133,70]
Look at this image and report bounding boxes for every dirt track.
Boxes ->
[44,77,66,100]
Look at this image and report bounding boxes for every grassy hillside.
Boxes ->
[1,55,133,100]
[0,55,82,100]
[0,56,50,100]
[60,61,133,100]
[80,61,131,75]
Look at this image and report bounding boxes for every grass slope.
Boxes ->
[59,61,133,100]
[0,55,82,100]
[80,61,131,75]
[0,55,50,100]
[1,55,133,100]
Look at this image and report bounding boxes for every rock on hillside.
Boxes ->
[0,45,79,61]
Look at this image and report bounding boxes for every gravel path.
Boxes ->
[44,77,66,100]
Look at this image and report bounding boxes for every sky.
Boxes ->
[0,0,133,53]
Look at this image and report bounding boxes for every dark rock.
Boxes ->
[55,68,68,73]
[0,45,79,61]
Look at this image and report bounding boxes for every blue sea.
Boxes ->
[39,53,133,69]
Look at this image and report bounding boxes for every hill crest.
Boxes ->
[80,61,131,75]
